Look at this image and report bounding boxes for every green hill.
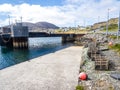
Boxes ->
[91,18,118,31]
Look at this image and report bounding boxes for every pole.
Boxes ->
[74,20,76,33]
[98,16,100,23]
[106,9,110,36]
[117,11,120,40]
[84,19,86,28]
[8,15,10,27]
[20,16,22,26]
[20,16,22,23]
[98,16,100,30]
[0,25,2,33]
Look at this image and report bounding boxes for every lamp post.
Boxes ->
[106,9,110,36]
[74,20,76,33]
[117,11,120,40]
[98,16,100,30]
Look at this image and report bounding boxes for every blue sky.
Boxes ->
[0,0,64,6]
[0,0,120,27]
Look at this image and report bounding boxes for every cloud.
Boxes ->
[64,0,120,25]
[0,0,120,27]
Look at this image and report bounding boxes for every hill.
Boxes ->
[2,22,59,32]
[91,18,118,30]
[22,22,59,31]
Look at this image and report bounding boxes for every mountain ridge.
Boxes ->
[22,21,59,31]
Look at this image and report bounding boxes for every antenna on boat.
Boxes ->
[20,16,22,22]
[8,15,11,27]
[15,19,16,23]
[20,16,22,24]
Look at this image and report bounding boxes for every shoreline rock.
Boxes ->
[77,33,120,90]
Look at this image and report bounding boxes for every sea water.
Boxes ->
[0,37,73,70]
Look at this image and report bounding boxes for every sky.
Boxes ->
[0,0,120,27]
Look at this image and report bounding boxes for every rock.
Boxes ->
[110,73,120,80]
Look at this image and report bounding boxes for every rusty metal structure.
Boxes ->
[0,22,28,49]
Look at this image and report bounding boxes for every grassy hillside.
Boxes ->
[109,43,120,54]
[102,24,118,31]
[54,17,119,34]
[91,18,118,31]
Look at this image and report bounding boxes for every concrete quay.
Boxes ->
[0,46,83,90]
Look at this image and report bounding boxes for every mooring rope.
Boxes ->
[0,33,11,43]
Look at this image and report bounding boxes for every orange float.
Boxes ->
[108,41,113,46]
[79,72,87,80]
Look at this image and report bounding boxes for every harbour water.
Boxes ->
[0,37,73,70]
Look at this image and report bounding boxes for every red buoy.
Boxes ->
[79,72,87,80]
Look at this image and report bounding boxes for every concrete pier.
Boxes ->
[13,37,28,49]
[0,46,83,90]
